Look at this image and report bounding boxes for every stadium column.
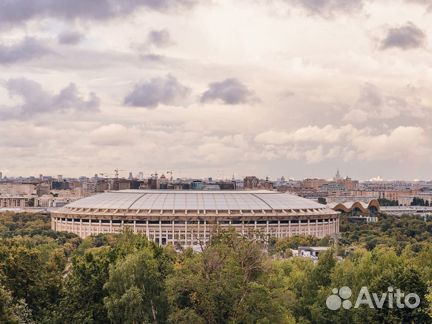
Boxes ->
[197,220,201,245]
[159,220,162,245]
[133,220,136,234]
[307,219,310,235]
[277,220,280,238]
[146,220,149,238]
[171,220,175,244]
[185,221,188,246]
[288,219,291,237]
[204,220,207,242]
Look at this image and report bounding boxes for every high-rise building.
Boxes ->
[244,176,259,189]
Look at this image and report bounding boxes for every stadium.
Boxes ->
[51,190,340,246]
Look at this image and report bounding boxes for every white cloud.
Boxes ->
[254,125,432,165]
[352,126,431,161]
[90,124,139,146]
[255,125,360,145]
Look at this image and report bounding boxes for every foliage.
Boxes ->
[339,214,432,253]
[411,197,430,206]
[378,198,399,206]
[0,212,431,323]
[166,230,293,323]
[318,197,327,205]
[103,231,174,324]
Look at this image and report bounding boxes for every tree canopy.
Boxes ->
[0,212,431,323]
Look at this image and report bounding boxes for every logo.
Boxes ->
[326,286,420,310]
[326,286,353,310]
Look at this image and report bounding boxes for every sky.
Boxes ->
[0,0,431,180]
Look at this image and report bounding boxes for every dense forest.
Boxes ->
[1,212,432,323]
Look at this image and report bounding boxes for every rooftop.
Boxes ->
[64,190,327,212]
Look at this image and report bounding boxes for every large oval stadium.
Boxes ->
[51,190,340,246]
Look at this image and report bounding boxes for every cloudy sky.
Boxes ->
[0,0,431,180]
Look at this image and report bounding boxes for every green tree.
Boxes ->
[318,197,327,205]
[167,231,292,323]
[0,285,18,323]
[51,246,113,324]
[104,247,170,324]
[0,238,65,321]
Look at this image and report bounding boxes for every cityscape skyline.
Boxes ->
[0,168,431,182]
[1,1,432,179]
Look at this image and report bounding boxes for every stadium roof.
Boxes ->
[65,190,327,212]
[327,200,380,213]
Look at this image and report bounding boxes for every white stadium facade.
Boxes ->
[51,190,340,246]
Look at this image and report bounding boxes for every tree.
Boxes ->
[0,285,34,324]
[0,285,17,323]
[318,197,327,205]
[166,231,292,323]
[51,246,113,324]
[104,247,170,324]
[0,238,65,321]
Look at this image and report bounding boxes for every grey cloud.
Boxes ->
[283,0,364,17]
[140,54,167,63]
[0,0,198,27]
[0,37,50,64]
[380,22,426,50]
[57,30,84,45]
[0,78,99,119]
[358,83,382,107]
[201,78,257,105]
[343,83,431,125]
[124,75,191,108]
[147,29,173,48]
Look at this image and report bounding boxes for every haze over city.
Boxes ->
[1,0,431,179]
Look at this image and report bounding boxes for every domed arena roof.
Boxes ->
[64,190,327,213]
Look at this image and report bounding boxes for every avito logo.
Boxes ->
[326,286,420,310]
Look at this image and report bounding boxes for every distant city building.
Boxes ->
[0,196,33,208]
[303,178,327,190]
[244,176,259,189]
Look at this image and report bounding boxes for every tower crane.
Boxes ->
[114,169,127,179]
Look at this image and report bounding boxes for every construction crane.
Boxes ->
[114,169,127,179]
